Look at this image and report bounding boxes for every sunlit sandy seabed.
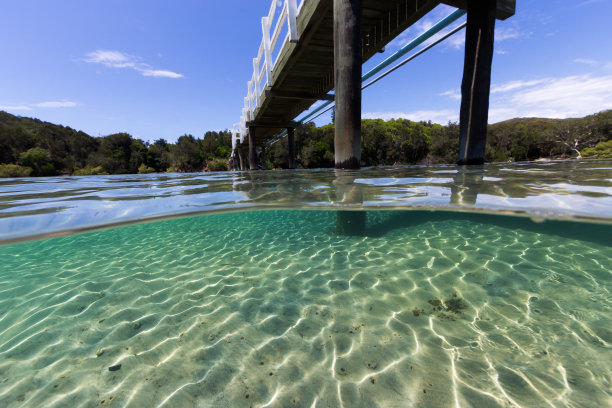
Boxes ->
[0,209,610,407]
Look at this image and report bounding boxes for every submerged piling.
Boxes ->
[334,169,365,235]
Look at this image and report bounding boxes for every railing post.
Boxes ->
[262,17,273,85]
[247,81,252,116]
[287,0,299,42]
[253,58,260,107]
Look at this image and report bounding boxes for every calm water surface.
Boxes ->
[0,161,610,407]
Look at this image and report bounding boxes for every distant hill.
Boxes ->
[0,111,98,174]
[1,109,610,177]
[485,111,611,161]
[0,111,232,177]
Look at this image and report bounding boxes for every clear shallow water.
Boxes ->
[1,160,611,243]
[0,161,611,407]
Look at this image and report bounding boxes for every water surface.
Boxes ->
[0,161,611,407]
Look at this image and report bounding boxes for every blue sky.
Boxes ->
[1,0,610,143]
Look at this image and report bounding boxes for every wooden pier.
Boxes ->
[232,0,516,169]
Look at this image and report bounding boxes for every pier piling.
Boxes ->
[288,127,296,169]
[458,0,497,165]
[236,141,246,171]
[248,125,258,170]
[260,144,267,170]
[333,0,362,169]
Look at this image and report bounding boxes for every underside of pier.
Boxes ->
[247,0,514,146]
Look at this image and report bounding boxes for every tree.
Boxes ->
[90,133,134,173]
[583,140,612,159]
[549,115,606,159]
[172,134,202,172]
[19,147,55,176]
[147,139,171,172]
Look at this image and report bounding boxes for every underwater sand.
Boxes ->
[0,210,610,407]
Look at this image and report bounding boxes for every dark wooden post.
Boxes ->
[248,125,258,170]
[229,152,235,171]
[334,169,365,235]
[260,144,267,170]
[236,141,245,171]
[333,0,362,169]
[287,127,296,169]
[458,0,497,165]
[451,165,484,205]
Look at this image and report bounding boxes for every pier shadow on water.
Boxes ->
[338,166,611,246]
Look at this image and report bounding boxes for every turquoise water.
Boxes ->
[0,161,611,407]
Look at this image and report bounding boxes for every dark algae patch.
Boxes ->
[412,307,425,317]
[410,294,469,320]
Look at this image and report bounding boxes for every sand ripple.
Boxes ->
[0,210,610,407]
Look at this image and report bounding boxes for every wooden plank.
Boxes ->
[265,90,333,100]
[441,0,516,20]
[247,120,299,128]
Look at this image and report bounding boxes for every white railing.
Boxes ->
[236,0,302,144]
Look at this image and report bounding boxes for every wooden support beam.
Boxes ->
[229,151,237,171]
[457,0,496,166]
[260,144,267,170]
[246,120,298,128]
[248,125,258,170]
[288,127,296,169]
[265,89,334,101]
[236,141,246,171]
[334,0,362,169]
[441,0,516,20]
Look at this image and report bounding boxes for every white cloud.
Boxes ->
[489,73,612,122]
[140,69,184,79]
[490,79,547,94]
[574,58,598,66]
[0,105,32,111]
[438,78,549,101]
[444,33,465,50]
[84,49,183,78]
[1,101,78,111]
[363,109,457,124]
[438,89,460,100]
[374,72,612,125]
[388,5,459,50]
[494,26,526,41]
[573,0,604,8]
[85,50,136,68]
[33,101,78,108]
[387,7,527,56]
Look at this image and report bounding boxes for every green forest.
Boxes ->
[1,109,611,177]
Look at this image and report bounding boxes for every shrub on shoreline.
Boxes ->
[0,164,33,178]
[73,166,108,176]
